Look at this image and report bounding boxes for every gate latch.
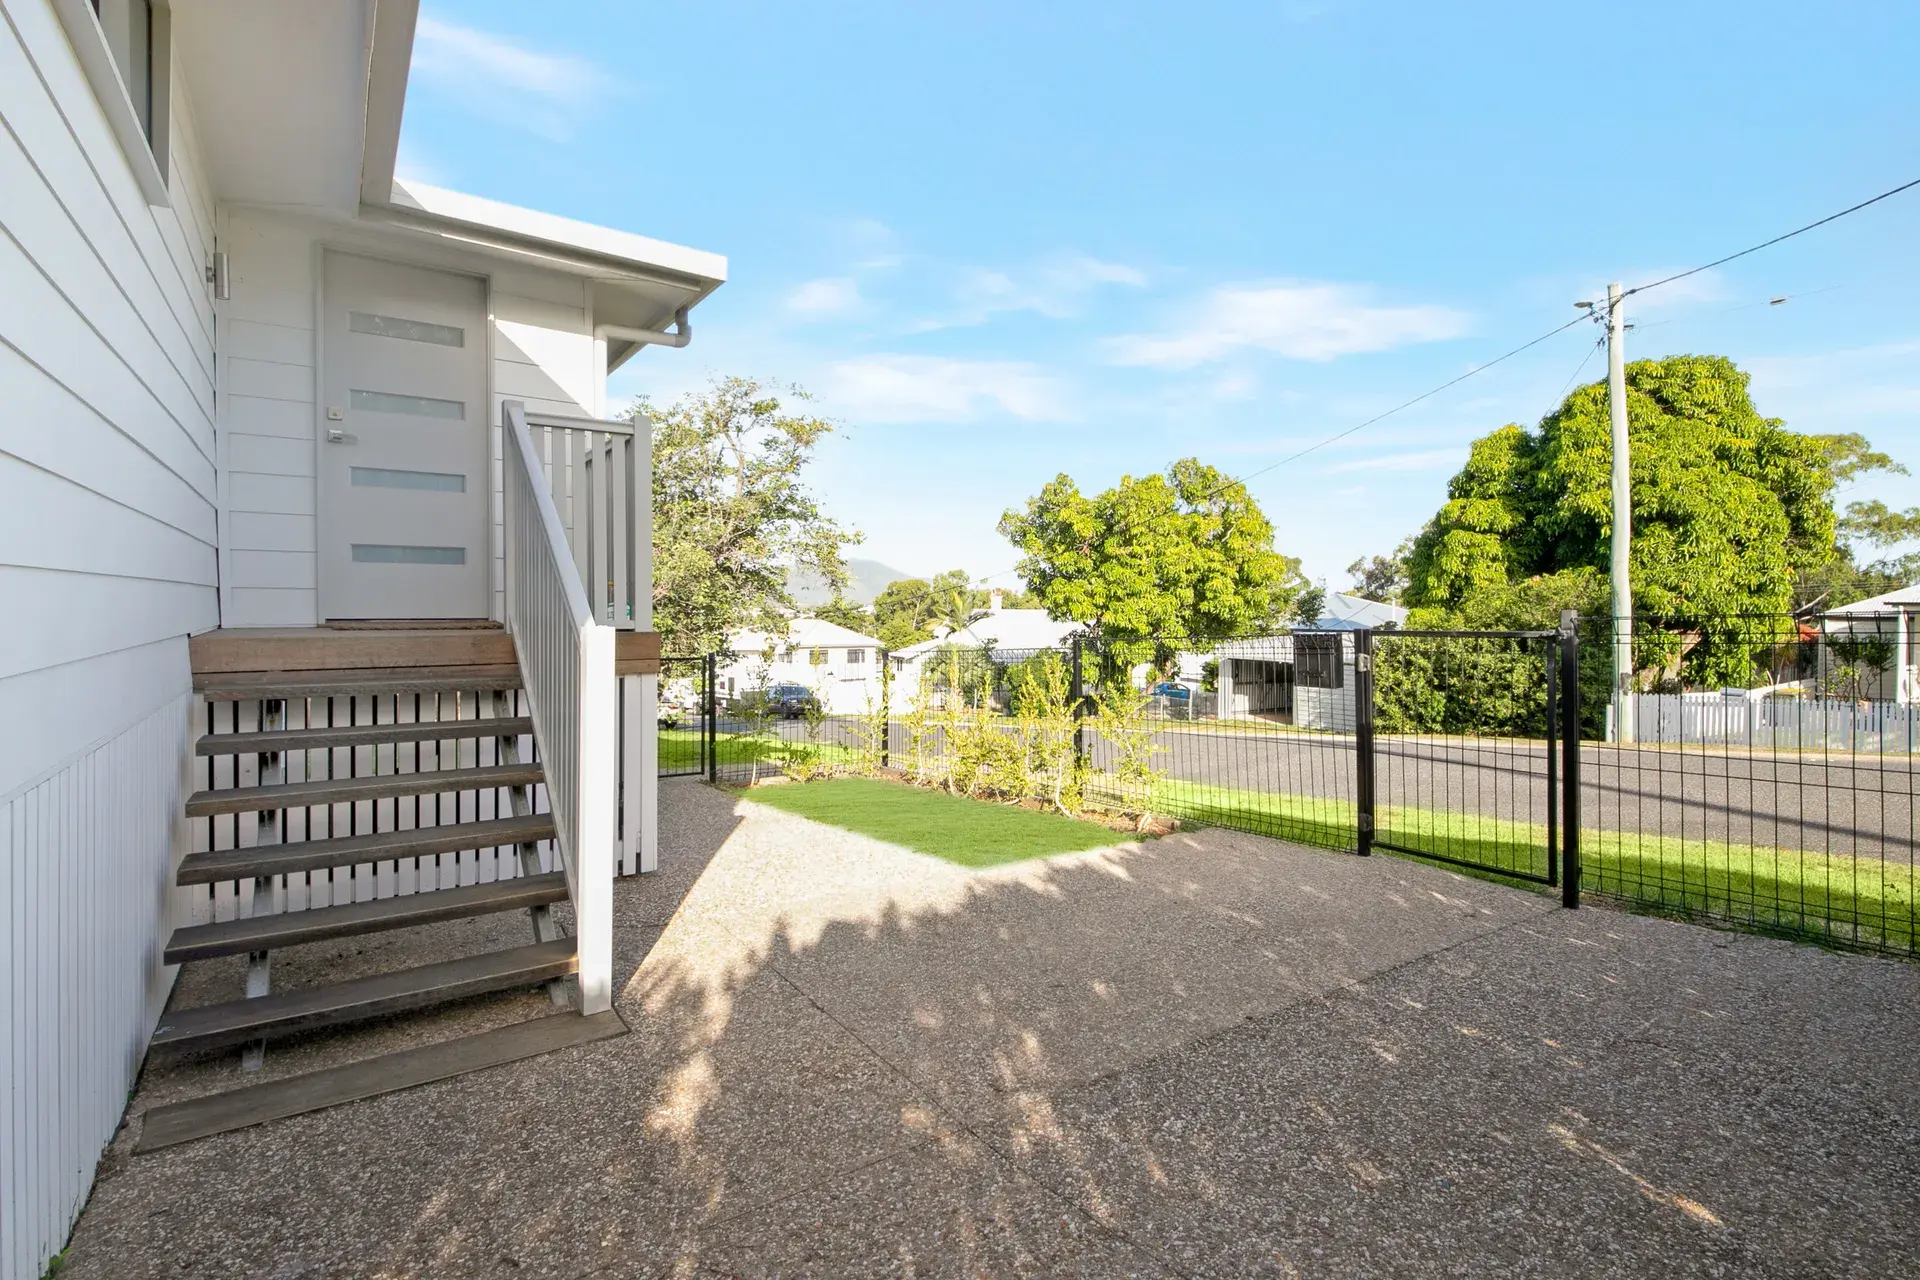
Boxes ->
[1356,653,1371,673]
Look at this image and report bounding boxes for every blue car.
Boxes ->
[1148,682,1195,718]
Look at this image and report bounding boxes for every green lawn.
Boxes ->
[742,777,1130,868]
[659,727,861,774]
[1148,778,1919,954]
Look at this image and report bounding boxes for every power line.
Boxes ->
[1556,334,1607,402]
[986,175,1920,587]
[1625,284,1844,333]
[983,313,1594,581]
[1622,176,1920,301]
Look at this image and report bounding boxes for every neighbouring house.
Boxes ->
[1819,588,1920,703]
[1212,594,1411,729]
[0,3,723,1272]
[718,617,885,715]
[889,597,1085,706]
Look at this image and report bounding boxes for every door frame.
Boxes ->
[312,242,499,622]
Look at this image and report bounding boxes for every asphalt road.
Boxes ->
[1139,725,1920,861]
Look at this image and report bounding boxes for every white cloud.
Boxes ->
[786,277,865,320]
[1325,448,1463,474]
[1610,267,1729,311]
[1747,340,1920,423]
[411,16,606,139]
[820,355,1070,423]
[1109,281,1469,368]
[918,255,1148,329]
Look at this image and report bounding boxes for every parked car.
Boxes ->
[1148,681,1195,720]
[657,695,699,730]
[656,679,702,729]
[765,683,820,719]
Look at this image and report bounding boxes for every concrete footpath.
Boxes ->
[62,779,1920,1278]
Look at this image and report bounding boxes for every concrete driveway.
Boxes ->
[62,779,1920,1277]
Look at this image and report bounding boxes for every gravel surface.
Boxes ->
[60,778,1920,1278]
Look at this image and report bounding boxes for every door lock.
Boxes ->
[326,428,358,444]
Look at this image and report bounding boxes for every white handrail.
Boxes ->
[523,409,649,629]
[503,400,615,1014]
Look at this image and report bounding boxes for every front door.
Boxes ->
[317,252,489,619]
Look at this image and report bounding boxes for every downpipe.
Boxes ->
[595,306,692,350]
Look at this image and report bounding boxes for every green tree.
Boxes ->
[640,377,857,652]
[998,458,1301,665]
[1347,536,1414,603]
[812,596,874,634]
[1793,434,1917,606]
[871,570,972,649]
[1407,355,1852,621]
[869,572,1031,650]
[1387,568,1614,737]
[1293,584,1327,626]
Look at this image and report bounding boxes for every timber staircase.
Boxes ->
[137,627,625,1151]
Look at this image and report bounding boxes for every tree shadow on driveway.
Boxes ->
[62,778,1920,1278]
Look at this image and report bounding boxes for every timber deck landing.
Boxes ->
[190,624,661,677]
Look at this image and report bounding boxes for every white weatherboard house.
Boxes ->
[720,617,885,715]
[0,3,722,1273]
[1821,586,1920,703]
[1212,594,1410,730]
[889,603,1085,707]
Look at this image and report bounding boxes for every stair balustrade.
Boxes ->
[503,400,616,1015]
[519,409,650,631]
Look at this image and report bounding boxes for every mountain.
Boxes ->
[788,558,917,607]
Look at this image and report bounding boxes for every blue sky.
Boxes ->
[400,1,1920,590]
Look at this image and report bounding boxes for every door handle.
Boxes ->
[326,428,359,444]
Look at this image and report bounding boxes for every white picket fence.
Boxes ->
[1630,691,1920,753]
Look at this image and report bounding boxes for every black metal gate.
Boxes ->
[659,654,718,779]
[1358,613,1580,905]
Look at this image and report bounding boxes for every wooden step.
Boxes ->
[322,619,504,630]
[191,627,516,676]
[196,664,524,701]
[196,716,533,756]
[176,814,556,885]
[136,1009,627,1151]
[186,762,544,817]
[151,939,578,1053]
[163,873,569,963]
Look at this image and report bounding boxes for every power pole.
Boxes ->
[1607,281,1634,744]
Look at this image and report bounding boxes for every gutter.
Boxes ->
[595,308,693,351]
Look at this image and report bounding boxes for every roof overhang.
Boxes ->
[172,1,726,355]
[369,181,727,367]
[170,0,396,212]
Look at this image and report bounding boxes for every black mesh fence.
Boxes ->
[663,610,1919,958]
[1573,612,1918,956]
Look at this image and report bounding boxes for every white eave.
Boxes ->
[175,0,725,354]
[375,181,726,286]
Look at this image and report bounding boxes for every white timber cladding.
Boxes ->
[217,207,598,626]
[0,2,217,1274]
[2,695,193,1280]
